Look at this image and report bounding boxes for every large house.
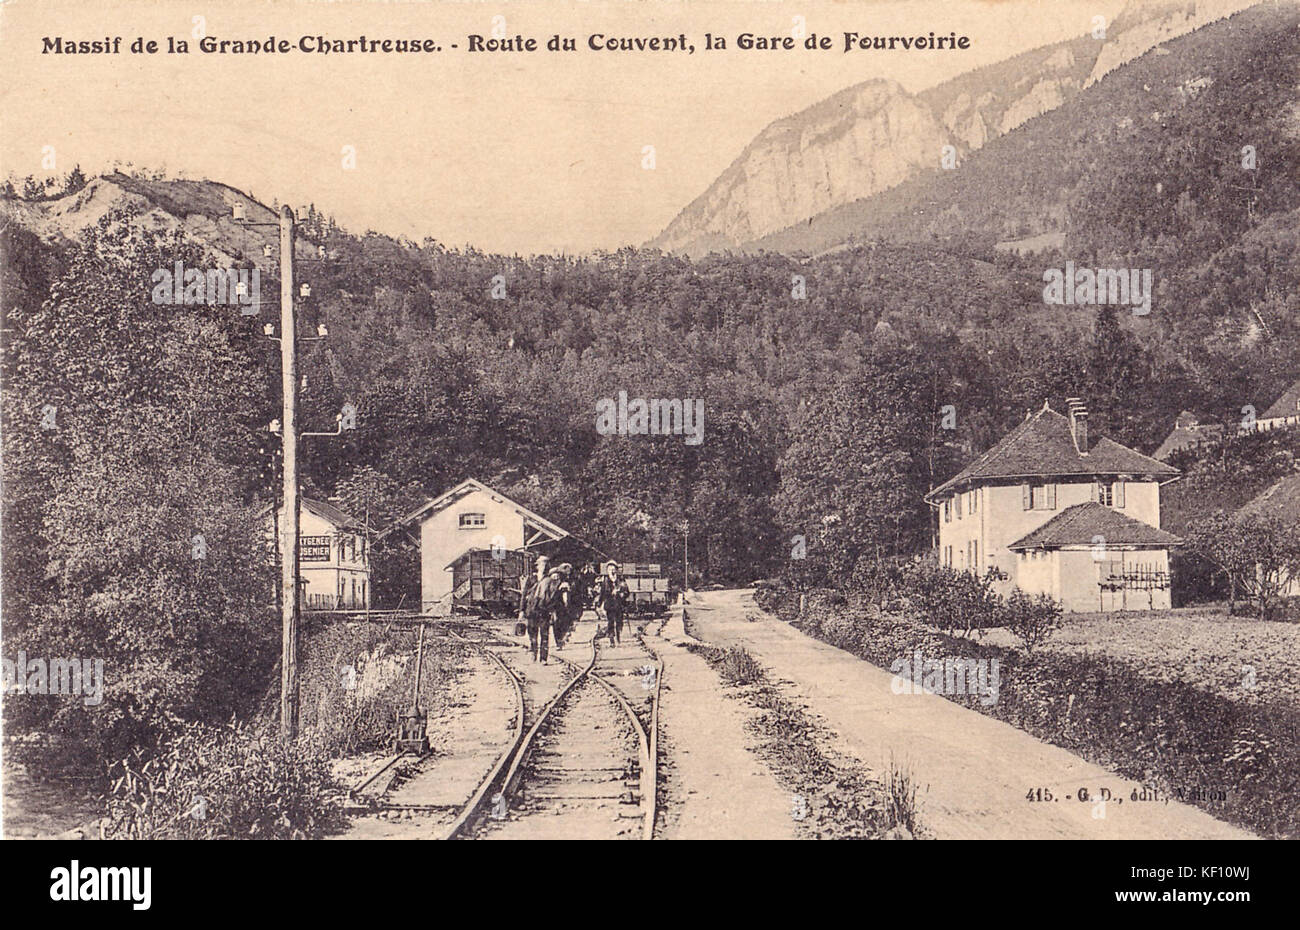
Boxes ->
[925,399,1182,612]
[264,498,371,610]
[391,478,603,615]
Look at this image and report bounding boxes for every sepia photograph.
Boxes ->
[0,0,1290,907]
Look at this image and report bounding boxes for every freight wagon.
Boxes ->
[620,563,672,616]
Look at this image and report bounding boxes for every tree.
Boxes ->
[1188,510,1300,620]
[1003,589,1062,655]
[776,345,935,586]
[2,216,275,771]
[63,165,87,195]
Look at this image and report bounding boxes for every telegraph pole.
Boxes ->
[682,520,689,603]
[279,204,300,743]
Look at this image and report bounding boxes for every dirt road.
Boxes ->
[686,589,1254,840]
[642,615,801,839]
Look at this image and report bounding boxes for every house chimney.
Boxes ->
[1067,398,1088,453]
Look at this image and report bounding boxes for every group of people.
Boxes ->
[517,556,632,664]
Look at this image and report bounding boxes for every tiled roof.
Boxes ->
[1240,471,1300,523]
[303,497,364,531]
[1153,421,1224,461]
[1008,502,1182,550]
[257,497,365,530]
[1261,379,1300,420]
[927,404,1179,501]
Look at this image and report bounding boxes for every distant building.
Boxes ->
[925,399,1182,612]
[1238,472,1300,598]
[390,478,605,615]
[1253,378,1300,433]
[1153,410,1224,461]
[263,498,371,610]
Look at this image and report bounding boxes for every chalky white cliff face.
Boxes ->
[665,80,946,251]
[1085,0,1260,87]
[649,0,1263,257]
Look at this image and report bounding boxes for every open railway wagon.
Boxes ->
[448,547,532,617]
[621,563,671,616]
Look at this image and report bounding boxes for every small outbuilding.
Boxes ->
[1007,502,1182,612]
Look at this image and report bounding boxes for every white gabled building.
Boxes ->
[925,400,1182,612]
[1252,378,1300,433]
[390,478,602,615]
[264,498,371,610]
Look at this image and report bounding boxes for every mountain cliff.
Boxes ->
[648,0,1261,257]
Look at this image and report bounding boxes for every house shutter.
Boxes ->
[1090,481,1099,503]
[1046,483,1057,510]
[1114,481,1126,508]
[1022,483,1032,510]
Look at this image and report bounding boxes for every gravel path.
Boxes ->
[687,589,1255,840]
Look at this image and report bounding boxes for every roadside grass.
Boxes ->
[715,645,764,686]
[286,617,470,758]
[885,755,922,836]
[688,642,926,839]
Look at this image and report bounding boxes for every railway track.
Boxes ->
[457,616,662,840]
[345,613,662,840]
[346,623,524,833]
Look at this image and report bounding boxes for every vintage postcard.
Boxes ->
[0,0,1289,904]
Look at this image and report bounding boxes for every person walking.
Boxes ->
[594,561,630,646]
[515,554,549,637]
[552,563,576,649]
[519,556,562,663]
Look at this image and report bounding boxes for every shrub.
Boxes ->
[893,559,1008,637]
[716,646,765,686]
[104,718,344,839]
[1003,589,1063,654]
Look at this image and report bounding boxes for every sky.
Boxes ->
[0,0,1127,255]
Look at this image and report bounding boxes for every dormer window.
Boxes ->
[459,512,486,528]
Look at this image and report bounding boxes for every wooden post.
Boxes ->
[279,205,300,743]
[411,623,426,713]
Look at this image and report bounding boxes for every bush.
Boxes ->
[104,718,344,839]
[892,559,1008,637]
[1003,589,1063,654]
[715,646,765,686]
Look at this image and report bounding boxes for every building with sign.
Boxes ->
[264,498,371,610]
